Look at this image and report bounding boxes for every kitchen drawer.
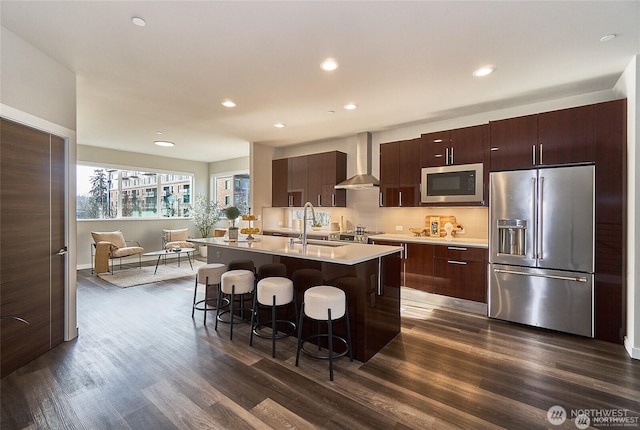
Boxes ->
[433,244,486,262]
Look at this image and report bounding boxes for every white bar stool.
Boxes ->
[296,285,353,381]
[192,263,227,325]
[215,269,255,340]
[250,276,297,358]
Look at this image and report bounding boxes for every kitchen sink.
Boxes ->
[298,239,346,248]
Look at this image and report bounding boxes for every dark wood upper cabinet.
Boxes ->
[308,151,347,207]
[288,156,308,207]
[490,104,597,171]
[594,99,626,225]
[379,141,400,207]
[420,130,450,167]
[271,158,289,207]
[489,114,539,171]
[380,138,421,207]
[272,151,347,207]
[538,104,595,165]
[421,125,486,167]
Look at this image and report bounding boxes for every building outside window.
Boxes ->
[76,165,193,219]
[214,173,249,214]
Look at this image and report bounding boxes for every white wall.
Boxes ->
[1,26,78,341]
[615,55,639,359]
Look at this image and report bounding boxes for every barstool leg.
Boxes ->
[229,284,236,340]
[192,275,198,318]
[214,286,222,331]
[249,290,258,347]
[271,294,277,358]
[203,276,209,325]
[295,303,305,367]
[328,308,334,381]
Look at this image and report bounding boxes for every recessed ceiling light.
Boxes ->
[600,34,616,42]
[473,66,495,77]
[344,103,357,110]
[154,141,175,147]
[321,58,339,71]
[327,110,335,114]
[274,123,286,128]
[132,17,146,27]
[156,131,163,135]
[222,100,236,108]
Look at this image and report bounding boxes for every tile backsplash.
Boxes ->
[262,188,488,239]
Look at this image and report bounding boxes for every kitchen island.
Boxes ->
[190,235,403,362]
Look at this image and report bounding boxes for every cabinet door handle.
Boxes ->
[539,143,543,164]
[447,260,467,265]
[331,194,335,207]
[317,194,321,206]
[450,146,454,164]
[379,192,383,206]
[398,191,402,207]
[445,147,450,165]
[532,145,536,165]
[404,243,408,259]
[447,246,467,251]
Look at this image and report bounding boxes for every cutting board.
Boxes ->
[424,215,457,237]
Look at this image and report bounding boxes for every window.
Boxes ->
[214,173,250,213]
[76,165,193,219]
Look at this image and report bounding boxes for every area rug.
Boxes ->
[98,260,205,288]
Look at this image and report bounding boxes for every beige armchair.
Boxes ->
[162,228,195,250]
[91,231,144,274]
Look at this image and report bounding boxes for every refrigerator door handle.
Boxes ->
[493,268,588,283]
[539,176,544,260]
[531,176,537,259]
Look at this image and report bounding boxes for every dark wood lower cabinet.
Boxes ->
[433,246,487,303]
[405,242,434,293]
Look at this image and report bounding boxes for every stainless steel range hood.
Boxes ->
[335,132,379,189]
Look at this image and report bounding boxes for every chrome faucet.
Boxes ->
[301,201,316,247]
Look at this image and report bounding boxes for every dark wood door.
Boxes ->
[398,138,421,207]
[489,114,538,171]
[319,151,347,207]
[538,104,595,165]
[1,118,66,378]
[271,158,289,207]
[379,142,399,207]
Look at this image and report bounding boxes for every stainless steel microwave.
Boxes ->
[421,163,484,203]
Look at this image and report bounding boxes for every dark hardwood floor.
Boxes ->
[2,263,639,429]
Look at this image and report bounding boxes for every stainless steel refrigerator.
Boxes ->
[488,164,595,337]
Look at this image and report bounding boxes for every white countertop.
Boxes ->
[263,228,336,238]
[189,235,402,265]
[368,233,488,248]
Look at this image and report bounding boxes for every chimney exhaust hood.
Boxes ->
[335,132,379,189]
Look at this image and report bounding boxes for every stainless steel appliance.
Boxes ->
[421,163,484,204]
[328,230,384,244]
[488,164,595,337]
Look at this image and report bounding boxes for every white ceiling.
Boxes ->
[1,1,639,163]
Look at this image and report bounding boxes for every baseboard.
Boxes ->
[624,336,640,360]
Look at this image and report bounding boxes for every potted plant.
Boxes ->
[224,206,241,240]
[189,195,221,256]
